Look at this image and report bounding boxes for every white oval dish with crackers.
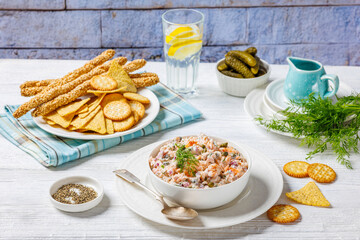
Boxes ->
[33,88,160,140]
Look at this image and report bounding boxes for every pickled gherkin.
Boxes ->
[225,55,255,78]
[221,70,244,78]
[251,56,260,75]
[217,62,228,71]
[256,67,266,77]
[226,50,257,67]
[245,47,257,56]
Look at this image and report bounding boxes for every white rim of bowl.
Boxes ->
[216,58,271,80]
[147,135,252,192]
[49,175,104,207]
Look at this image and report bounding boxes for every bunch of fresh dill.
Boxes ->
[256,93,360,169]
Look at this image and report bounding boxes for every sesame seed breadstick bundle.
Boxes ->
[19,49,116,90]
[32,81,92,117]
[19,56,127,97]
[13,57,125,118]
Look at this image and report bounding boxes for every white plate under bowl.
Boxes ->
[115,141,283,229]
[245,81,356,137]
[33,88,160,140]
[49,175,104,212]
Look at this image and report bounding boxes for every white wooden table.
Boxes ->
[0,60,359,239]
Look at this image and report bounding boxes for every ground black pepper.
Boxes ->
[52,183,97,204]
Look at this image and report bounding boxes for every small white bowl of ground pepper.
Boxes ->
[49,176,104,212]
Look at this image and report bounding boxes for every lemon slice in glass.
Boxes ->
[167,30,202,46]
[165,26,193,43]
[168,40,202,60]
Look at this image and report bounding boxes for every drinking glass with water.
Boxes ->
[162,9,204,96]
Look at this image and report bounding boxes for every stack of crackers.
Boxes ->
[15,50,159,135]
[267,162,336,224]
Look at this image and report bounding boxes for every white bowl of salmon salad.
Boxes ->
[148,134,252,209]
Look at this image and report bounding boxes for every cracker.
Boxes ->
[90,75,117,91]
[113,115,135,132]
[283,161,310,178]
[100,93,125,108]
[105,118,114,134]
[71,105,101,129]
[103,101,131,121]
[286,181,331,207]
[307,163,336,183]
[56,98,90,117]
[123,92,150,104]
[128,100,145,119]
[267,204,300,224]
[83,108,106,134]
[133,111,140,124]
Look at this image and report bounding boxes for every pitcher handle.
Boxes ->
[320,74,339,98]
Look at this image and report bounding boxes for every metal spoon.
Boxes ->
[113,169,198,221]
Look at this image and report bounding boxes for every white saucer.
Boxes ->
[265,79,290,111]
[115,141,283,229]
[245,81,356,137]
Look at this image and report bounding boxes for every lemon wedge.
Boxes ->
[165,26,193,43]
[168,40,202,60]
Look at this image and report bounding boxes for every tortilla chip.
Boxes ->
[83,108,106,134]
[87,86,128,95]
[56,98,90,117]
[79,94,105,119]
[107,61,137,93]
[71,105,101,129]
[46,119,56,125]
[286,181,331,207]
[105,118,114,134]
[45,111,76,128]
[76,104,89,114]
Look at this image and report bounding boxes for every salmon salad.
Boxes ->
[149,134,248,189]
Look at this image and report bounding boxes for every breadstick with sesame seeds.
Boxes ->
[20,79,55,88]
[20,49,116,90]
[32,81,92,117]
[128,72,158,78]
[13,57,124,118]
[123,59,147,73]
[132,75,160,88]
[21,86,45,97]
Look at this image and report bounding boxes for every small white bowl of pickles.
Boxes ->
[216,47,271,97]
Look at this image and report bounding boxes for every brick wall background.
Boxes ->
[0,0,359,65]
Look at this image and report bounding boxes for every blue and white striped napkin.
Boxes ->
[0,83,202,167]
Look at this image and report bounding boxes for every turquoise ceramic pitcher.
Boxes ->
[284,57,339,101]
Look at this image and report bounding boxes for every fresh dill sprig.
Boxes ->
[255,93,360,169]
[175,144,199,176]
